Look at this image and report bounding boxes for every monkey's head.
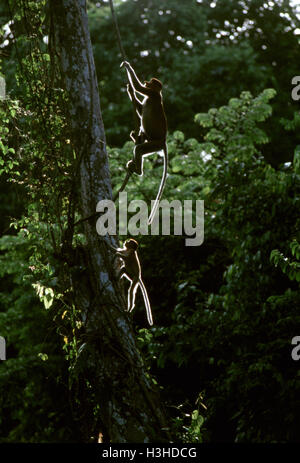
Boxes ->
[145,78,162,93]
[125,238,139,251]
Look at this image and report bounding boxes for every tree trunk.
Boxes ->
[50,0,169,443]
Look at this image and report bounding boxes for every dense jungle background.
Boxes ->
[0,0,300,443]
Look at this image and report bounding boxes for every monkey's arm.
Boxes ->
[105,241,120,252]
[121,61,152,97]
[127,84,143,116]
[116,248,131,259]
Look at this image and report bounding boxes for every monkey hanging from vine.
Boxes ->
[119,61,168,225]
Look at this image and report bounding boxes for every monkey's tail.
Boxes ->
[148,143,168,225]
[139,279,153,326]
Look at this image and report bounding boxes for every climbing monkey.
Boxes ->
[121,61,168,225]
[107,238,153,326]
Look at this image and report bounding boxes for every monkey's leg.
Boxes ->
[130,129,146,144]
[128,279,139,312]
[116,268,132,310]
[116,266,126,280]
[131,140,165,175]
[131,108,144,145]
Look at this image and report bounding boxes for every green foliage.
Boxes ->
[0,99,19,175]
[0,1,86,442]
[172,405,206,444]
[0,232,76,442]
[293,145,300,174]
[270,241,300,283]
[134,89,300,442]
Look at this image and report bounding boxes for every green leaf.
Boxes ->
[195,112,214,128]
